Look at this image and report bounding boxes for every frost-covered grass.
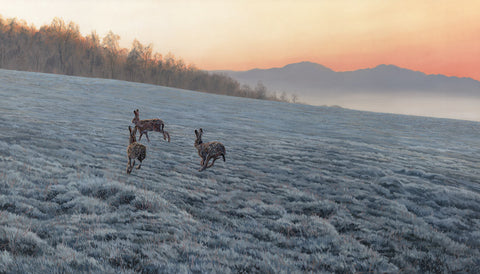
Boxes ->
[0,69,479,273]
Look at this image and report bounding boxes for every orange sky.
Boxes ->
[1,0,480,80]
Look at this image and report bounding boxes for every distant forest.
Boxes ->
[0,16,293,102]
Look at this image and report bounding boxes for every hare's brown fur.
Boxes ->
[127,126,146,174]
[132,109,170,142]
[194,128,225,172]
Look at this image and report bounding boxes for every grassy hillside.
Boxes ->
[0,69,479,273]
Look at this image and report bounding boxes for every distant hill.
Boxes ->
[215,62,480,121]
[216,61,480,102]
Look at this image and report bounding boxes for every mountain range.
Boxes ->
[216,62,480,121]
[217,61,480,98]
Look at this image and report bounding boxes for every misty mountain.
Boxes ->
[216,62,480,121]
[218,61,480,96]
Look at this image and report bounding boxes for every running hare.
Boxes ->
[127,126,146,174]
[132,109,170,142]
[194,128,226,172]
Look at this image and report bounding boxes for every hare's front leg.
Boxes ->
[136,159,143,169]
[199,156,212,171]
[198,160,207,171]
[127,158,134,173]
[126,158,131,171]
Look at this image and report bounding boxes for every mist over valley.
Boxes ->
[218,62,480,121]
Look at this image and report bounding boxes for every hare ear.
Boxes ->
[200,128,203,133]
[195,129,198,137]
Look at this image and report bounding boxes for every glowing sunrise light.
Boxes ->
[1,0,480,80]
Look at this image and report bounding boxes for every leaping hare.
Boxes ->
[132,109,170,142]
[194,128,226,172]
[127,126,146,174]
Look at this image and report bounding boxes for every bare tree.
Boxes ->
[85,31,103,76]
[254,81,267,100]
[291,94,299,104]
[102,31,120,78]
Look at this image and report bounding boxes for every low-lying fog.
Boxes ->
[304,93,480,122]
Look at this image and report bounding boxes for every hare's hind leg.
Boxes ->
[163,130,170,142]
[206,157,219,168]
[222,154,225,162]
[136,159,142,169]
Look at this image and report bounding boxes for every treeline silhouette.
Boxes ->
[0,16,294,102]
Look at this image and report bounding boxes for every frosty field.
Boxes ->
[0,69,479,273]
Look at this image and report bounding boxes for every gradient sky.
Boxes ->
[1,0,480,80]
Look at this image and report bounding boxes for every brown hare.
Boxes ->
[127,126,146,174]
[194,128,226,172]
[132,109,170,142]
